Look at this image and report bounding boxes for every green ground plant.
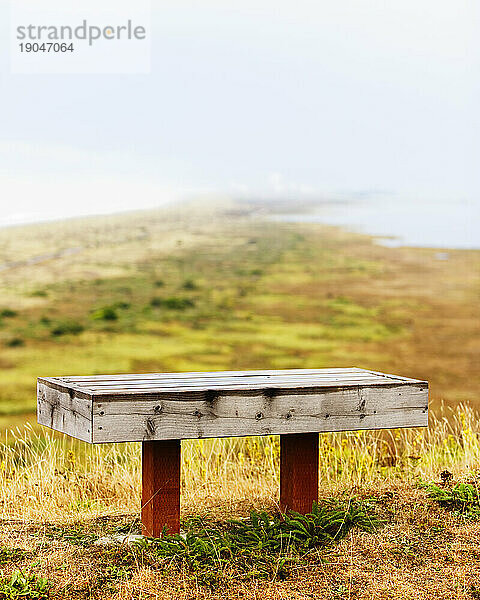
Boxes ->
[422,480,480,517]
[4,338,24,348]
[127,500,380,584]
[0,571,50,600]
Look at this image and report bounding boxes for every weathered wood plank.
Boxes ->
[54,368,423,387]
[60,372,384,383]
[91,383,428,443]
[52,372,423,395]
[76,379,407,395]
[59,367,368,381]
[58,373,383,382]
[37,381,93,442]
[60,373,383,386]
[37,377,94,398]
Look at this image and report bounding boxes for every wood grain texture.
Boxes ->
[37,369,428,443]
[37,381,92,442]
[141,440,181,536]
[91,383,427,443]
[280,433,319,514]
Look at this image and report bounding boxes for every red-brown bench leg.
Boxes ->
[280,433,319,514]
[141,439,181,536]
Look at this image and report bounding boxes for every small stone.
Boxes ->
[94,534,145,546]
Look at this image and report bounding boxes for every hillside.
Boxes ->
[0,199,479,599]
[0,198,478,424]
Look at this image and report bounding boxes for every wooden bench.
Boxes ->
[37,367,428,536]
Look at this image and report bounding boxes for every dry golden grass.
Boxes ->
[0,404,477,524]
[1,406,480,598]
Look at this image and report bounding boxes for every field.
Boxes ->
[0,198,479,599]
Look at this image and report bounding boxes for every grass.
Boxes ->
[0,405,480,597]
[0,571,50,600]
[0,404,478,525]
[0,199,479,597]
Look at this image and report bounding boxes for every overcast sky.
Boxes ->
[0,0,478,225]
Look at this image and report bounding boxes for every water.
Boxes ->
[274,197,480,250]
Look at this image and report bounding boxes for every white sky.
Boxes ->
[0,0,478,225]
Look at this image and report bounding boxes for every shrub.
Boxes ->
[150,297,195,310]
[154,280,165,288]
[50,320,84,337]
[30,290,48,298]
[0,309,17,318]
[91,307,118,321]
[5,337,24,347]
[182,279,198,290]
[162,297,195,310]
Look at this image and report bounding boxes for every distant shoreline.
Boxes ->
[272,198,480,251]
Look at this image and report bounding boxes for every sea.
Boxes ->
[273,196,480,250]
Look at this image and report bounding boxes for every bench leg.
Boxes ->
[141,439,181,537]
[280,433,319,514]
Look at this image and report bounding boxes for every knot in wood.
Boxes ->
[205,390,217,403]
[146,417,156,436]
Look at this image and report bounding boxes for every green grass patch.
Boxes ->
[137,500,380,584]
[0,571,50,600]
[423,478,480,518]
